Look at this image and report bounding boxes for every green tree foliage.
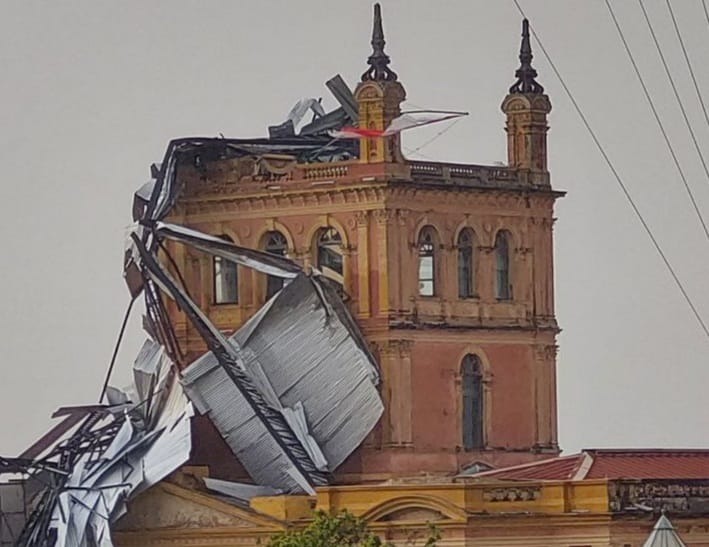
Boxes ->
[266,510,440,547]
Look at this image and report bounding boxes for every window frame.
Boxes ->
[263,230,288,299]
[213,234,239,305]
[417,226,438,297]
[315,227,344,285]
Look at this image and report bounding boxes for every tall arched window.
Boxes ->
[495,230,512,300]
[213,235,238,304]
[263,231,288,299]
[457,228,475,298]
[462,354,484,450]
[316,227,343,285]
[417,226,437,296]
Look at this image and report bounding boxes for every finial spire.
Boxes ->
[509,19,544,94]
[361,3,398,82]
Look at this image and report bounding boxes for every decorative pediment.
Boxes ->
[114,482,286,532]
[361,495,468,524]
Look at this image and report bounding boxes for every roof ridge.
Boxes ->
[586,448,709,456]
[570,450,595,480]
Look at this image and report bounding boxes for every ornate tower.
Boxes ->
[166,9,561,483]
[355,3,406,164]
[501,19,552,174]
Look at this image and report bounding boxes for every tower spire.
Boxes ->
[361,3,398,82]
[509,19,544,94]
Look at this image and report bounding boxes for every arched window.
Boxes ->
[495,230,512,300]
[213,235,238,304]
[462,354,484,450]
[263,231,288,299]
[457,228,475,298]
[417,226,437,296]
[316,227,343,285]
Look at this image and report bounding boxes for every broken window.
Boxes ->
[214,235,238,304]
[417,226,437,296]
[316,228,344,285]
[462,354,484,450]
[263,231,288,298]
[457,228,475,298]
[495,230,512,300]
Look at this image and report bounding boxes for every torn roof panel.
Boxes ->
[183,273,383,481]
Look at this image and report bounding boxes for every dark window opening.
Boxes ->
[462,354,484,450]
[264,231,288,299]
[316,228,343,285]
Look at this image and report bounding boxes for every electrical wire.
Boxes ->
[406,117,464,157]
[608,0,709,243]
[666,0,709,134]
[511,0,709,340]
[703,0,709,33]
[640,0,709,190]
[98,295,137,403]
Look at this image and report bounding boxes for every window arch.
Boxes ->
[213,234,238,304]
[417,226,437,296]
[263,231,288,299]
[494,230,512,300]
[461,354,484,450]
[457,228,476,298]
[315,227,344,285]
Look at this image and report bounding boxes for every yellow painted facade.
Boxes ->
[115,474,709,546]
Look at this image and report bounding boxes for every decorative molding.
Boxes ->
[482,486,541,502]
[534,344,558,362]
[609,480,709,514]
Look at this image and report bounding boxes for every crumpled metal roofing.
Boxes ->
[123,129,383,495]
[2,73,382,544]
[0,342,193,547]
[182,273,383,492]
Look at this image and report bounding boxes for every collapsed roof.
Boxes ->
[0,71,384,545]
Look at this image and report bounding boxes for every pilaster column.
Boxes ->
[355,211,371,318]
[376,339,414,447]
[477,245,495,302]
[532,343,558,448]
[372,209,394,316]
[396,209,411,314]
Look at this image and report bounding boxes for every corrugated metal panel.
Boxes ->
[182,273,383,489]
[182,358,316,494]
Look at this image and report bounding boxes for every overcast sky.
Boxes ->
[1,0,708,458]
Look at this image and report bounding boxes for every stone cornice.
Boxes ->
[175,183,559,220]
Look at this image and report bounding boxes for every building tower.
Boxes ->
[168,8,562,481]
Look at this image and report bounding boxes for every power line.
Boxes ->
[407,117,463,157]
[666,0,709,134]
[608,0,709,243]
[640,0,709,190]
[702,0,709,34]
[510,0,709,340]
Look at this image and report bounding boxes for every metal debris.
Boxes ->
[1,71,384,544]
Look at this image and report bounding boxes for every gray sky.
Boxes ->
[1,0,708,457]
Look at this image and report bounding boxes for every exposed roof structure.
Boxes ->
[643,514,687,547]
[463,449,709,481]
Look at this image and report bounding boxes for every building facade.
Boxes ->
[106,6,709,547]
[165,4,561,484]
